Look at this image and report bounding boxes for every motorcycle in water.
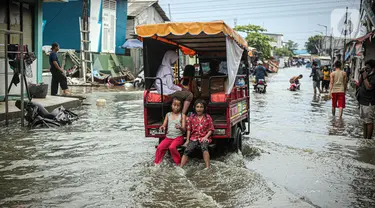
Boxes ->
[253,79,267,93]
[15,100,78,128]
[133,67,145,88]
[289,82,301,91]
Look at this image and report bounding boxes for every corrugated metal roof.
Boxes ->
[128,0,169,21]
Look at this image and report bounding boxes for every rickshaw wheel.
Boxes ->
[230,126,243,153]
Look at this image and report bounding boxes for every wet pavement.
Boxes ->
[1,66,375,207]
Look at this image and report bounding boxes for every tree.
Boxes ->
[274,47,293,57]
[285,40,298,51]
[234,24,273,59]
[305,35,323,55]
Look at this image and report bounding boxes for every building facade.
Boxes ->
[0,0,59,99]
[43,0,128,54]
[262,32,284,49]
[125,0,169,74]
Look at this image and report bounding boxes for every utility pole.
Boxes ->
[318,24,328,54]
[234,18,237,27]
[168,4,172,21]
[330,27,333,59]
[343,7,348,63]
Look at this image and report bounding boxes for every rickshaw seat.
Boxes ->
[146,91,171,103]
[210,92,227,103]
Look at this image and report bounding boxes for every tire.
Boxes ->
[133,80,139,88]
[230,126,243,152]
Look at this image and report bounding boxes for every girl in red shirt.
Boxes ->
[180,99,215,169]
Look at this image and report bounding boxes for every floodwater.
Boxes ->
[0,66,374,208]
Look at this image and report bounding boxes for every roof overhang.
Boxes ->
[136,21,248,55]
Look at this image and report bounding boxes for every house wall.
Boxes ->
[43,1,82,51]
[44,0,127,54]
[126,18,135,39]
[115,0,127,54]
[0,0,43,99]
[90,0,102,53]
[127,5,164,73]
[134,6,164,27]
[264,34,283,48]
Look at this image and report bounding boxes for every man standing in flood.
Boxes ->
[50,42,70,95]
[310,62,322,94]
[330,61,347,119]
[357,60,375,139]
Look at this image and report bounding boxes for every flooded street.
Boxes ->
[1,66,375,207]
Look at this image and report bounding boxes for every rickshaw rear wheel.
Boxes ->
[230,126,243,153]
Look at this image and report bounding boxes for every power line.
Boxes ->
[164,0,330,11]
[160,0,328,7]
[169,0,341,14]
[174,8,333,21]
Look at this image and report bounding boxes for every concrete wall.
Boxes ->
[44,0,128,55]
[134,5,164,27]
[0,0,44,99]
[264,34,283,48]
[90,0,102,53]
[43,1,82,51]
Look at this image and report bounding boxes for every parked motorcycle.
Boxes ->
[15,100,78,128]
[253,79,267,93]
[133,67,145,88]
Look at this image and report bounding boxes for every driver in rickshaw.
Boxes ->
[180,65,200,98]
[155,50,193,115]
[207,59,225,76]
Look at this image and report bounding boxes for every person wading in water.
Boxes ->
[329,61,347,119]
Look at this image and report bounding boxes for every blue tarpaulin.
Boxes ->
[121,39,143,49]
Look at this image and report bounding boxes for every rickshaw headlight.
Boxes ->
[214,129,226,135]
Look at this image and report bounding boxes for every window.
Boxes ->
[101,0,116,53]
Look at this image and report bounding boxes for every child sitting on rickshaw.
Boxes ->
[180,99,215,169]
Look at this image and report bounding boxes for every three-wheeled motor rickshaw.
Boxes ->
[137,21,250,152]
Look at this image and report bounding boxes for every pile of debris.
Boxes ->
[61,50,135,86]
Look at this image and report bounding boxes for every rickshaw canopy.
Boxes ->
[137,21,248,95]
[136,21,248,55]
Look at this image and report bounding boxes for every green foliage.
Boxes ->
[285,40,298,51]
[305,35,323,55]
[235,24,273,59]
[274,47,293,57]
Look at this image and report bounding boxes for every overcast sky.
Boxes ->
[158,0,361,49]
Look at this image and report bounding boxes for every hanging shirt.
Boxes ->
[155,51,181,95]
